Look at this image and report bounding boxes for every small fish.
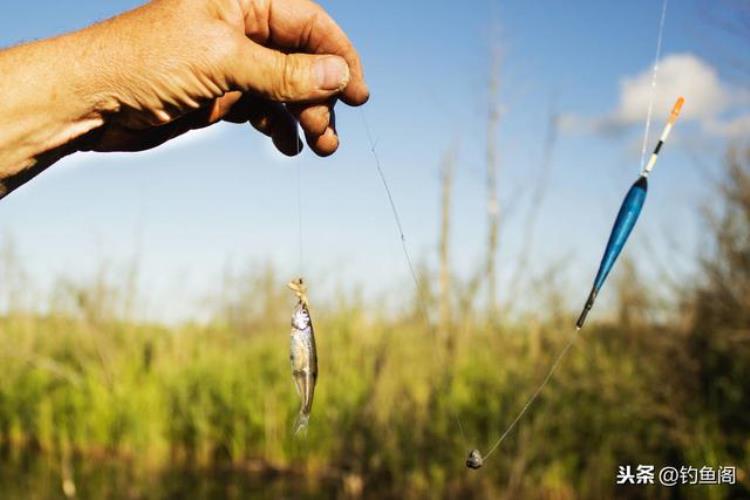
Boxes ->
[288,278,318,435]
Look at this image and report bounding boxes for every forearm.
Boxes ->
[0,0,369,197]
[0,26,119,195]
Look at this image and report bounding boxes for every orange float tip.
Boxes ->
[670,97,685,122]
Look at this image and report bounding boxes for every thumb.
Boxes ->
[231,41,351,103]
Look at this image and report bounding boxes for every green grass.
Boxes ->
[0,295,746,498]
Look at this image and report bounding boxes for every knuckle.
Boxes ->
[276,55,307,101]
[302,106,329,135]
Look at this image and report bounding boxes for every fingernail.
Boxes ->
[314,56,350,91]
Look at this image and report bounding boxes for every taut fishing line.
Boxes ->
[359,110,420,297]
[360,0,671,469]
[483,332,577,460]
[359,108,470,451]
[640,0,669,170]
[296,143,304,276]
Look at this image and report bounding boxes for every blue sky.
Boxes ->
[0,0,747,321]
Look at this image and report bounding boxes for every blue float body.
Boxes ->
[592,175,648,293]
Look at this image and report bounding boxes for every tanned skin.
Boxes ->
[0,0,369,198]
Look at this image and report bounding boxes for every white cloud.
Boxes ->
[614,53,729,124]
[564,53,748,139]
[704,114,750,139]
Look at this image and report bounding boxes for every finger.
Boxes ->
[266,106,303,156]
[231,40,350,104]
[305,108,338,157]
[216,92,302,156]
[244,0,369,106]
[287,102,331,137]
[211,91,244,122]
[306,127,338,157]
[247,101,302,156]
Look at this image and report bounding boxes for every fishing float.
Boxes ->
[576,96,685,330]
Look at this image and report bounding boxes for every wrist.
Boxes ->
[0,27,120,194]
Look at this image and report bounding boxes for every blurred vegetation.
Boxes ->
[0,149,748,499]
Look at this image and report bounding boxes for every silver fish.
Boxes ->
[288,279,318,434]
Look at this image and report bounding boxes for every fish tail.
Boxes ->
[296,371,315,436]
[294,412,310,436]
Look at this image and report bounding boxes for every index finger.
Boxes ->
[242,0,369,106]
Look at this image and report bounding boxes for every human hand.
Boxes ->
[77,0,369,156]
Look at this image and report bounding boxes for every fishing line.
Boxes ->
[360,0,671,467]
[359,108,470,451]
[296,125,304,276]
[639,0,669,170]
[361,110,576,465]
[360,110,581,466]
[359,110,420,293]
[483,330,577,460]
[297,163,304,275]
